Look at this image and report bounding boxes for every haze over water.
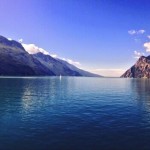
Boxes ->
[0,77,150,150]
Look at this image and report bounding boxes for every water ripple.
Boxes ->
[0,77,150,149]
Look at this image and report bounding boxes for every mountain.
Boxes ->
[121,56,150,78]
[0,35,54,76]
[32,52,81,76]
[0,35,101,77]
[56,58,101,77]
[32,52,101,77]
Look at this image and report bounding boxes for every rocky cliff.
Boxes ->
[121,56,150,78]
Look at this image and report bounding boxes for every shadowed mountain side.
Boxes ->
[56,58,102,77]
[33,53,81,76]
[0,36,54,76]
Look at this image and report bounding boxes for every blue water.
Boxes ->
[0,77,150,150]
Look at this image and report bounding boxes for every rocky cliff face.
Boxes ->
[121,56,150,78]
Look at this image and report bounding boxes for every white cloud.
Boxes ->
[90,69,126,77]
[144,42,150,52]
[128,30,136,35]
[134,50,145,59]
[22,43,81,67]
[147,35,150,39]
[128,29,145,35]
[62,58,81,66]
[51,54,57,58]
[18,38,23,43]
[7,38,12,41]
[22,43,50,55]
[138,30,145,34]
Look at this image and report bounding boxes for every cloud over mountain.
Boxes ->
[22,43,50,55]
[134,50,145,59]
[22,42,81,67]
[144,42,150,52]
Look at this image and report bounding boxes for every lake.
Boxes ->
[0,77,150,150]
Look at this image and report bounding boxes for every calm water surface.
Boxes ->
[0,77,150,150]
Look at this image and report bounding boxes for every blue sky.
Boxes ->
[0,0,150,76]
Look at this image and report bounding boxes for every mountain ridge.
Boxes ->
[0,35,101,77]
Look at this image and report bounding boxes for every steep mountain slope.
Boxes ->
[0,36,54,76]
[32,52,81,76]
[56,58,102,77]
[33,52,101,77]
[121,56,150,78]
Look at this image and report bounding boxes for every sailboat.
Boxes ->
[59,74,62,80]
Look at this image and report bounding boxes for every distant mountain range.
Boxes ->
[0,35,101,77]
[121,56,150,78]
